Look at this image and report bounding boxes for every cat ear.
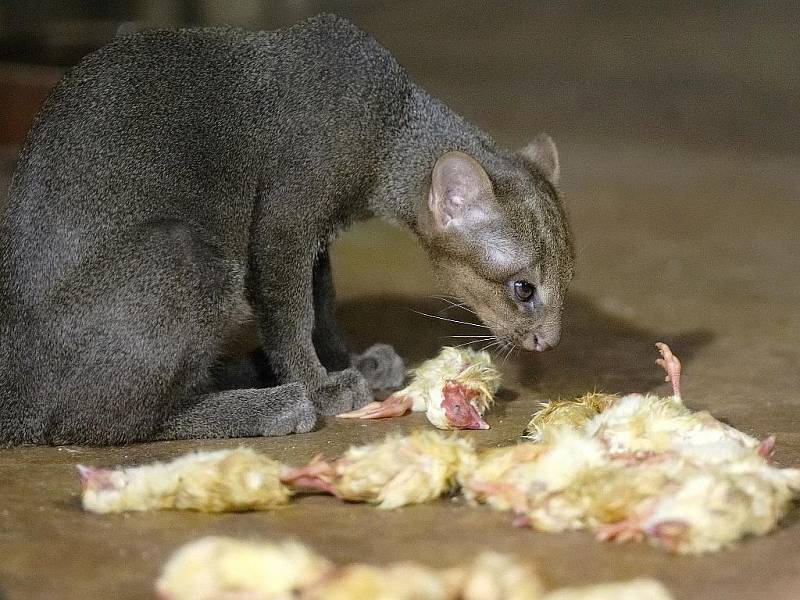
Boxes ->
[518,133,559,185]
[428,151,493,231]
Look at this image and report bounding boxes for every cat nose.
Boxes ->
[533,338,552,352]
[522,331,559,352]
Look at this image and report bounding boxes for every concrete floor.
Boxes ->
[1,2,799,599]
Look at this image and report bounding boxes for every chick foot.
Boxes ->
[757,435,776,460]
[77,465,115,492]
[280,455,338,496]
[644,520,690,553]
[655,342,682,399]
[335,393,413,420]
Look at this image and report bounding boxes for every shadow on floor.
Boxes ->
[338,292,713,399]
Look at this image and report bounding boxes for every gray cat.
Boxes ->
[0,14,573,445]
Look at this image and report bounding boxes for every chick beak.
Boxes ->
[442,382,489,430]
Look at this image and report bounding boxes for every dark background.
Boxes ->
[1,1,798,154]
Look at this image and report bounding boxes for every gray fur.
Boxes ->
[0,14,572,445]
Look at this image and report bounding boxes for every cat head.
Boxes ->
[418,135,574,352]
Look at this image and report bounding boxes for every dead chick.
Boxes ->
[457,551,544,600]
[461,431,612,530]
[585,392,768,464]
[525,342,768,462]
[284,430,476,509]
[595,461,800,554]
[338,346,500,430]
[302,551,545,600]
[80,447,293,513]
[156,536,332,600]
[543,578,674,600]
[306,563,456,600]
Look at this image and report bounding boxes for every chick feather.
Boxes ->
[338,346,500,430]
[79,447,293,514]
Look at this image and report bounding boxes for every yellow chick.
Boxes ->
[284,430,477,509]
[338,347,500,430]
[307,563,456,600]
[584,393,769,465]
[156,536,332,600]
[526,342,773,465]
[596,461,800,554]
[461,432,612,530]
[543,578,674,600]
[457,551,544,600]
[314,552,546,600]
[526,343,767,463]
[461,432,608,513]
[79,447,293,513]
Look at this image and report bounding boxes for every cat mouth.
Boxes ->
[521,334,553,352]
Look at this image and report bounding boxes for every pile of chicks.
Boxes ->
[156,536,674,600]
[79,344,800,557]
[461,344,800,553]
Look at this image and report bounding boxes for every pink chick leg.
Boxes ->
[76,465,116,492]
[336,393,414,420]
[655,342,682,399]
[757,435,776,460]
[645,520,689,552]
[466,480,529,513]
[595,513,648,544]
[280,455,339,496]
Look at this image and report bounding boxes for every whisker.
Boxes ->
[478,340,504,353]
[502,343,517,366]
[452,338,495,349]
[443,335,496,339]
[431,296,478,316]
[412,310,489,329]
[437,304,475,316]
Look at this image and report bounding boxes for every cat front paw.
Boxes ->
[310,368,372,415]
[352,343,406,391]
[260,383,317,435]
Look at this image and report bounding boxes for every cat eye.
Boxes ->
[513,280,536,303]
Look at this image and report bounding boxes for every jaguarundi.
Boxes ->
[0,14,573,445]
